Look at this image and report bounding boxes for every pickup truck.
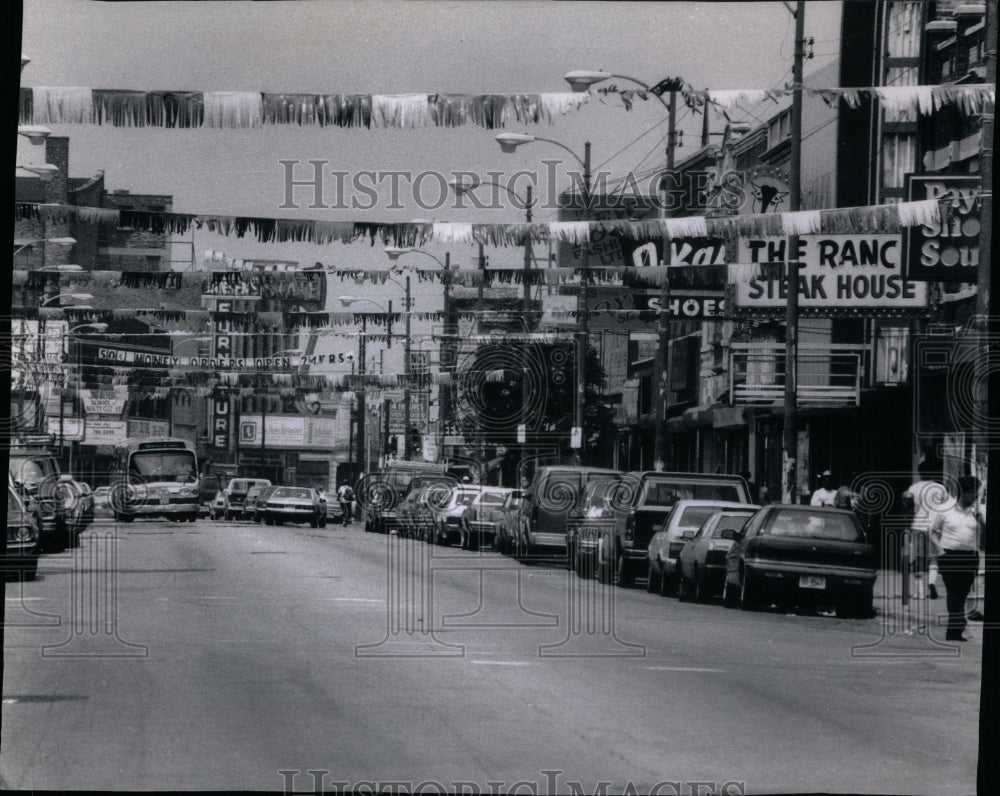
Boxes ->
[596,472,751,587]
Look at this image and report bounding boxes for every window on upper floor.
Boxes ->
[767,111,791,151]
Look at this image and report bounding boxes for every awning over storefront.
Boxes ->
[711,406,746,430]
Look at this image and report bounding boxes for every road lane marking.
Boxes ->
[642,666,726,673]
[469,660,533,666]
[330,598,384,603]
[5,597,44,602]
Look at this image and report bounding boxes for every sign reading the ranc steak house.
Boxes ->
[735,233,927,310]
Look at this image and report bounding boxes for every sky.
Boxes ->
[16,0,844,364]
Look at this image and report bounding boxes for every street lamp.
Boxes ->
[42,292,94,307]
[13,236,76,265]
[567,69,686,472]
[496,133,591,464]
[17,163,59,182]
[17,125,52,145]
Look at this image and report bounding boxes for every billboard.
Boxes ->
[735,234,927,310]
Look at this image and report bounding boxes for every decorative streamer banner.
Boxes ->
[16,195,965,251]
[20,84,991,128]
[20,87,590,129]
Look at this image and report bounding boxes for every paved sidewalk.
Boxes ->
[872,568,986,644]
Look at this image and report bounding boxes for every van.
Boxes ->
[364,461,449,534]
[516,466,621,557]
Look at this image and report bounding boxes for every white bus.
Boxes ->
[110,438,199,522]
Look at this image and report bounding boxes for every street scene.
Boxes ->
[5,0,994,793]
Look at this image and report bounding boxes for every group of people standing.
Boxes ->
[809,465,986,642]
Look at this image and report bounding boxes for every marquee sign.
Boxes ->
[735,233,927,311]
[903,175,981,283]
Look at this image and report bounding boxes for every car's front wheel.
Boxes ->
[722,576,739,608]
[739,570,761,610]
[614,550,634,588]
[646,561,661,594]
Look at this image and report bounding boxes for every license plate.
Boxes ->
[799,575,826,590]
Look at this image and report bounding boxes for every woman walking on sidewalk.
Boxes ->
[930,475,985,642]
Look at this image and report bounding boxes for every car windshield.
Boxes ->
[131,452,196,483]
[7,487,25,514]
[480,493,506,505]
[274,488,311,500]
[644,480,743,506]
[765,509,864,542]
[711,513,754,536]
[9,457,55,486]
[678,506,723,528]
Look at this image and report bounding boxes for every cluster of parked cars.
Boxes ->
[363,462,878,618]
[7,443,97,580]
[205,477,335,528]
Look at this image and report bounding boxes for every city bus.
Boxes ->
[110,438,199,522]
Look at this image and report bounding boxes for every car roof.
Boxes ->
[763,503,857,516]
[627,471,747,482]
[671,499,752,507]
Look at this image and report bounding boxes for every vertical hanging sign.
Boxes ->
[903,175,981,282]
[212,389,231,449]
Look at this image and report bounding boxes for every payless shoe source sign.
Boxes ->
[903,175,981,282]
[734,233,927,310]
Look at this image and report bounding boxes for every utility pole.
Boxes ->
[521,187,533,473]
[402,276,412,460]
[357,316,367,475]
[781,0,806,504]
[575,142,592,465]
[653,82,682,472]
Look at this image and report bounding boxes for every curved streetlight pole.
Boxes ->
[496,134,591,464]
[566,70,686,472]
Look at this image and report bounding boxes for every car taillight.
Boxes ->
[624,513,634,541]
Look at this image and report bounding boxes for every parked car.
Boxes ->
[517,466,621,558]
[220,478,272,520]
[364,462,450,534]
[58,475,95,546]
[675,508,759,601]
[9,445,66,552]
[597,472,751,587]
[567,476,625,577]
[462,486,515,550]
[261,486,326,527]
[462,486,514,550]
[209,490,227,521]
[93,486,113,518]
[198,474,224,518]
[722,504,877,617]
[5,485,40,580]
[396,482,451,541]
[246,485,280,523]
[647,499,755,595]
[494,490,524,555]
[429,484,484,546]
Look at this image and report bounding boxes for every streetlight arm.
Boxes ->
[529,136,588,170]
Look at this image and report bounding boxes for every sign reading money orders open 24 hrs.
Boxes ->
[734,234,927,311]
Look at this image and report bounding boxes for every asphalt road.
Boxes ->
[2,516,981,793]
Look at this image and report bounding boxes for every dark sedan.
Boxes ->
[261,487,326,528]
[676,508,757,602]
[722,504,877,617]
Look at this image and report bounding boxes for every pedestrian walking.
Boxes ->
[930,475,985,641]
[337,481,354,526]
[810,470,837,507]
[902,464,946,600]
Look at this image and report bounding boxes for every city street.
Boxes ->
[2,516,981,793]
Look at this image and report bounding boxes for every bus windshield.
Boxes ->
[130,451,197,483]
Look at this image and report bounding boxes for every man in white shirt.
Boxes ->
[930,475,984,641]
[810,471,837,507]
[902,465,947,599]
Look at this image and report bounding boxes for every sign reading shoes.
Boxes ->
[735,234,927,310]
